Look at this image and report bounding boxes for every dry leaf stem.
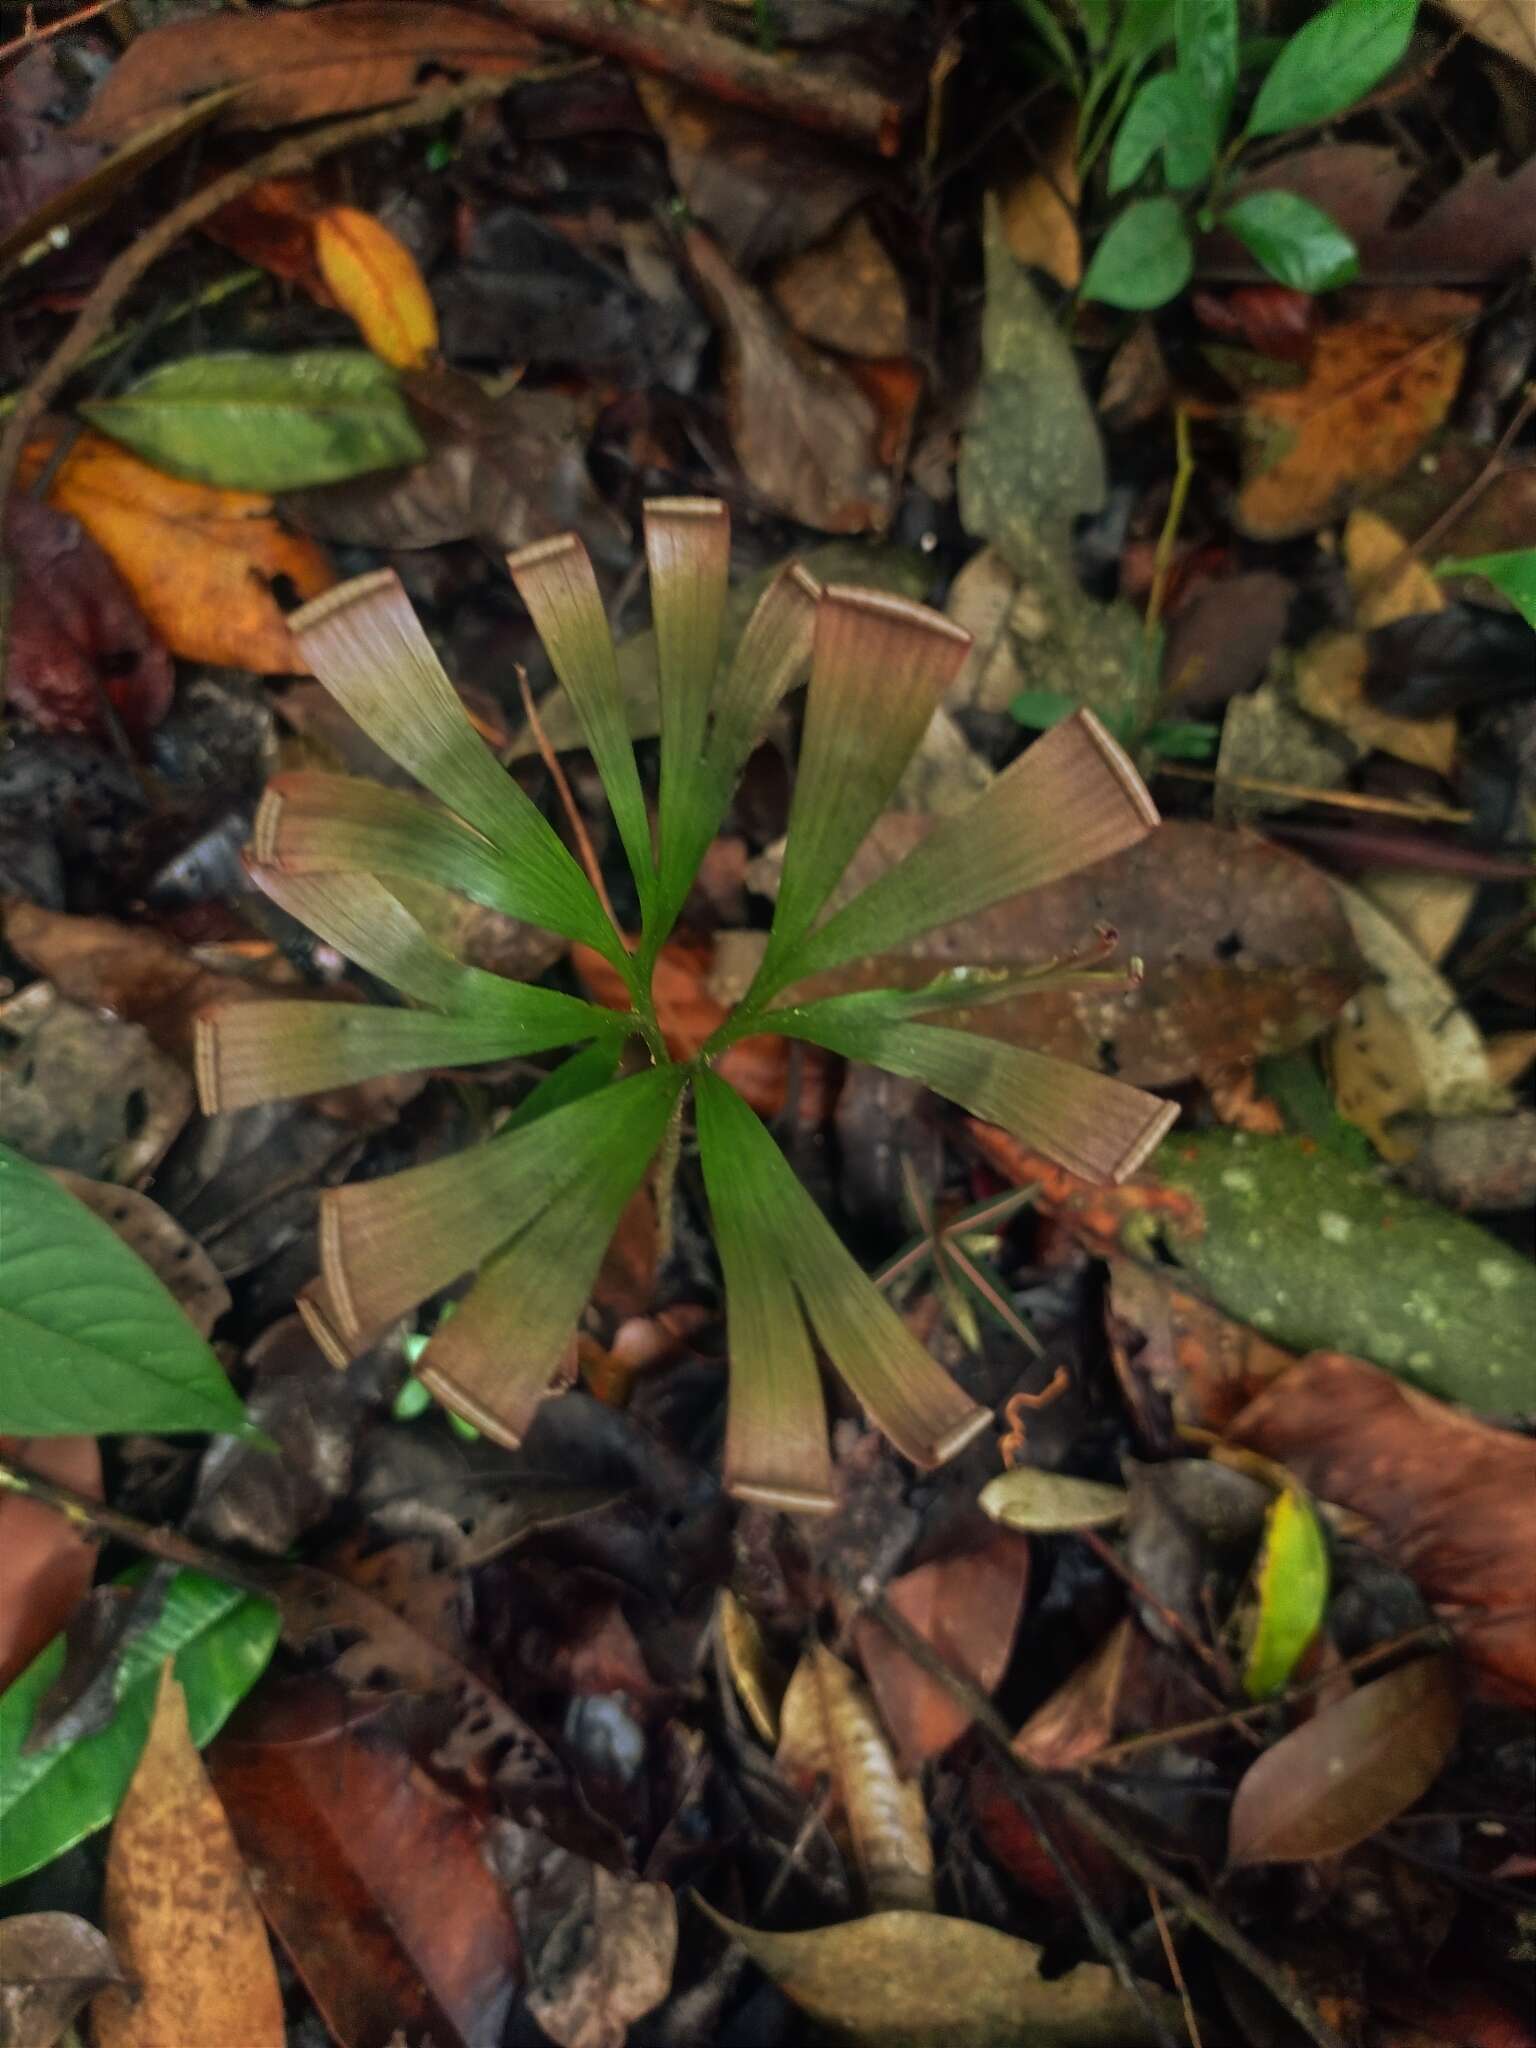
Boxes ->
[852,1576,1347,2048]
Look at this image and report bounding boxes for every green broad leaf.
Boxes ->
[1247,0,1417,138]
[1081,197,1193,309]
[82,351,426,491]
[1220,192,1359,293]
[0,1142,249,1438]
[1174,0,1238,125]
[0,1566,279,1884]
[1242,1487,1330,1699]
[1435,548,1536,630]
[1108,70,1217,193]
[1145,717,1219,760]
[1008,687,1083,729]
[1110,0,1177,75]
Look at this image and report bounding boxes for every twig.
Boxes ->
[851,1576,1347,2048]
[1370,385,1536,593]
[1145,406,1193,636]
[0,1449,275,1601]
[0,66,575,691]
[1149,1888,1204,2048]
[1155,764,1474,826]
[515,664,620,932]
[1079,1528,1239,1705]
[488,0,903,155]
[0,0,120,64]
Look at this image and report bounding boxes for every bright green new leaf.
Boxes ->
[1436,548,1536,630]
[0,1142,249,1438]
[0,1567,279,1884]
[1081,197,1193,309]
[1247,0,1417,138]
[1174,0,1238,124]
[1109,70,1217,192]
[82,350,425,490]
[1221,191,1359,293]
[1243,1487,1330,1699]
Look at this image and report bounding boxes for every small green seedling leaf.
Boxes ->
[82,350,425,490]
[0,1567,279,1884]
[1435,548,1536,630]
[979,1467,1129,1532]
[1174,0,1239,124]
[1109,70,1217,193]
[1082,197,1192,309]
[1247,0,1417,139]
[1221,191,1359,293]
[0,1142,249,1438]
[1242,1487,1330,1699]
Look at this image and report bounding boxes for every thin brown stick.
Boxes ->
[489,0,903,155]
[0,67,575,690]
[1371,387,1536,593]
[515,663,621,933]
[851,1577,1346,2048]
[0,0,120,64]
[1149,1888,1204,2048]
[1156,763,1474,825]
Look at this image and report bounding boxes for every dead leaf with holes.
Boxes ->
[1235,290,1477,540]
[93,1663,284,2048]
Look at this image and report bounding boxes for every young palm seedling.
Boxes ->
[195,501,1176,1511]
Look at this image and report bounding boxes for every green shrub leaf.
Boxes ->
[0,1567,279,1884]
[1221,191,1359,292]
[1247,0,1417,138]
[1109,71,1217,193]
[1436,548,1536,629]
[82,350,425,490]
[0,1143,249,1438]
[1081,197,1192,309]
[1174,0,1238,124]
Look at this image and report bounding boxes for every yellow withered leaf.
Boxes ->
[22,431,334,671]
[315,205,438,371]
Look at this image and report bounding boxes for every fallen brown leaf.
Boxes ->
[1227,1351,1536,1705]
[93,1662,284,2048]
[50,1173,230,1336]
[1437,0,1536,73]
[0,1911,125,2048]
[1106,1257,1299,1439]
[21,430,335,672]
[770,211,908,357]
[998,111,1081,290]
[0,1436,101,1691]
[315,204,438,370]
[71,1,541,140]
[1235,289,1477,540]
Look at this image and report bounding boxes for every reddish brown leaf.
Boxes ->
[3,494,172,740]
[211,1679,521,2048]
[1227,1352,1536,1705]
[771,213,909,358]
[0,50,103,254]
[0,1436,102,1691]
[1228,1656,1461,1866]
[201,176,331,297]
[1107,1258,1299,1439]
[1192,286,1318,362]
[70,2,542,141]
[853,1531,1029,1771]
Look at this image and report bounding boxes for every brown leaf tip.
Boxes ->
[1074,708,1161,830]
[288,566,400,638]
[192,1012,225,1115]
[823,583,974,650]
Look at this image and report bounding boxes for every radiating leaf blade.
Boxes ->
[645,498,731,930]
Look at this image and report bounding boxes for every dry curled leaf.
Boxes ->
[0,1910,125,2048]
[314,205,438,371]
[21,430,335,672]
[48,1173,230,1337]
[1236,290,1477,540]
[1228,1655,1461,1865]
[93,1662,284,2048]
[770,212,908,358]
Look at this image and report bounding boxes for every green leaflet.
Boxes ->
[1243,1487,1330,1700]
[1109,70,1216,193]
[1174,0,1238,125]
[1247,0,1417,138]
[1221,192,1359,293]
[0,1142,249,1438]
[1082,197,1193,310]
[82,350,426,490]
[0,1567,279,1884]
[1436,548,1536,630]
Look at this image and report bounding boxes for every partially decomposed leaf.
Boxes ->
[211,1679,522,2048]
[1000,112,1081,288]
[314,205,438,371]
[697,1904,1181,2047]
[82,351,426,493]
[1228,1656,1460,1865]
[0,1436,101,1693]
[1241,1488,1330,1699]
[0,1911,125,2048]
[1106,1256,1299,1437]
[93,1664,282,2048]
[70,1,540,139]
[979,1467,1128,1532]
[22,428,334,672]
[49,1173,230,1338]
[771,211,909,356]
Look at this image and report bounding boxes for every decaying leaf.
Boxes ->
[717,1587,786,1746]
[70,1,540,140]
[211,1679,522,2048]
[776,1646,935,1911]
[687,227,894,533]
[314,204,438,371]
[4,493,173,740]
[1106,1256,1299,1438]
[998,112,1081,290]
[1228,1656,1461,1865]
[0,1911,125,2048]
[697,1903,1181,2048]
[978,1468,1128,1532]
[853,1532,1029,1770]
[770,211,909,357]
[48,1173,230,1337]
[1432,0,1536,74]
[1228,1351,1536,1705]
[21,430,335,672]
[93,1662,284,2048]
[0,1435,102,1692]
[1236,290,1477,539]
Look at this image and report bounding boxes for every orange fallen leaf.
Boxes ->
[315,204,438,371]
[93,1661,284,2048]
[1236,289,1477,540]
[22,430,334,671]
[0,1434,102,1690]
